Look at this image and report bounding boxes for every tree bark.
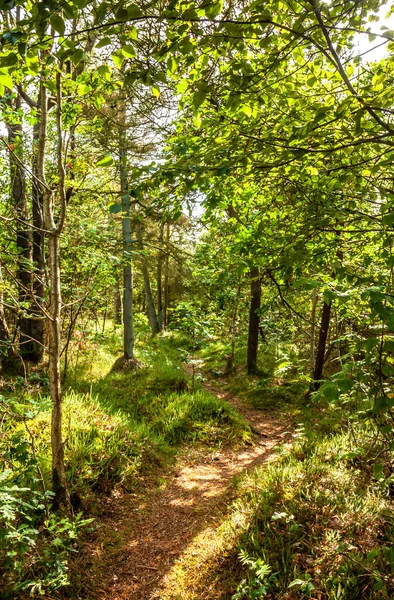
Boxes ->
[309,288,318,379]
[30,99,45,363]
[225,276,242,374]
[39,69,69,511]
[0,262,14,362]
[114,284,122,325]
[6,93,34,360]
[163,222,170,330]
[313,299,332,389]
[137,223,159,334]
[157,222,164,331]
[119,118,134,359]
[247,266,261,375]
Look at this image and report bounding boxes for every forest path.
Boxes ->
[81,379,291,600]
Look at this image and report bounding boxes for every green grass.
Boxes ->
[20,330,252,499]
[0,328,251,597]
[225,422,394,599]
[192,339,394,599]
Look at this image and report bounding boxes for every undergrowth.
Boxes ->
[0,329,250,598]
[172,339,394,600]
[226,421,394,599]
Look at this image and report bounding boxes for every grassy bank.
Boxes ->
[167,340,394,600]
[0,329,250,598]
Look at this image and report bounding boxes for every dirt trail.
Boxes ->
[81,382,291,600]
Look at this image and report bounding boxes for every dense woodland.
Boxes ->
[1,0,394,598]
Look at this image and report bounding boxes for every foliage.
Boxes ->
[0,397,92,597]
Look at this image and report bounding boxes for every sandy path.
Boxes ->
[79,382,290,600]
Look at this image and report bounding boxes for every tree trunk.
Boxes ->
[47,228,68,509]
[6,93,34,360]
[225,276,242,375]
[30,105,45,363]
[0,262,14,362]
[114,284,122,325]
[157,222,164,331]
[119,121,134,359]
[247,266,261,375]
[163,222,170,330]
[39,69,69,511]
[313,299,332,388]
[309,288,318,379]
[137,224,159,334]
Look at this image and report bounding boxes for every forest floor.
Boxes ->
[76,377,292,600]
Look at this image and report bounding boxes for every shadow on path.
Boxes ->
[78,381,292,600]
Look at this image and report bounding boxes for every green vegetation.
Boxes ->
[0,330,250,597]
[1,0,394,597]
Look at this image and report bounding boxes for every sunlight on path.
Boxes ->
[85,383,291,600]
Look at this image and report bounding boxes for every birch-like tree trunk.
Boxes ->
[39,69,69,510]
[157,221,164,331]
[119,112,135,359]
[163,222,170,330]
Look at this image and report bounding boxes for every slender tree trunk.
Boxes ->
[157,222,164,331]
[247,267,261,375]
[39,69,69,510]
[114,284,122,325]
[137,224,159,334]
[163,222,170,330]
[225,276,242,374]
[309,288,318,379]
[143,269,159,334]
[0,262,14,362]
[47,227,68,508]
[6,93,34,360]
[30,102,45,363]
[119,118,134,360]
[313,299,332,388]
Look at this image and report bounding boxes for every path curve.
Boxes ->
[80,380,291,600]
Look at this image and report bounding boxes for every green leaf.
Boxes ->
[241,104,252,117]
[151,84,160,98]
[96,154,114,167]
[204,0,223,19]
[373,463,385,480]
[0,70,13,90]
[0,52,17,66]
[337,378,354,393]
[193,91,207,109]
[50,15,65,36]
[365,337,379,351]
[109,203,121,214]
[115,7,129,21]
[128,3,143,18]
[384,339,394,353]
[383,212,394,227]
[96,37,112,48]
[111,52,124,68]
[121,44,136,58]
[71,49,84,65]
[321,383,339,402]
[289,579,307,588]
[167,56,178,74]
[216,165,229,176]
[355,108,362,135]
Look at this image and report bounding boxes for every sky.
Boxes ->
[355,3,394,62]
